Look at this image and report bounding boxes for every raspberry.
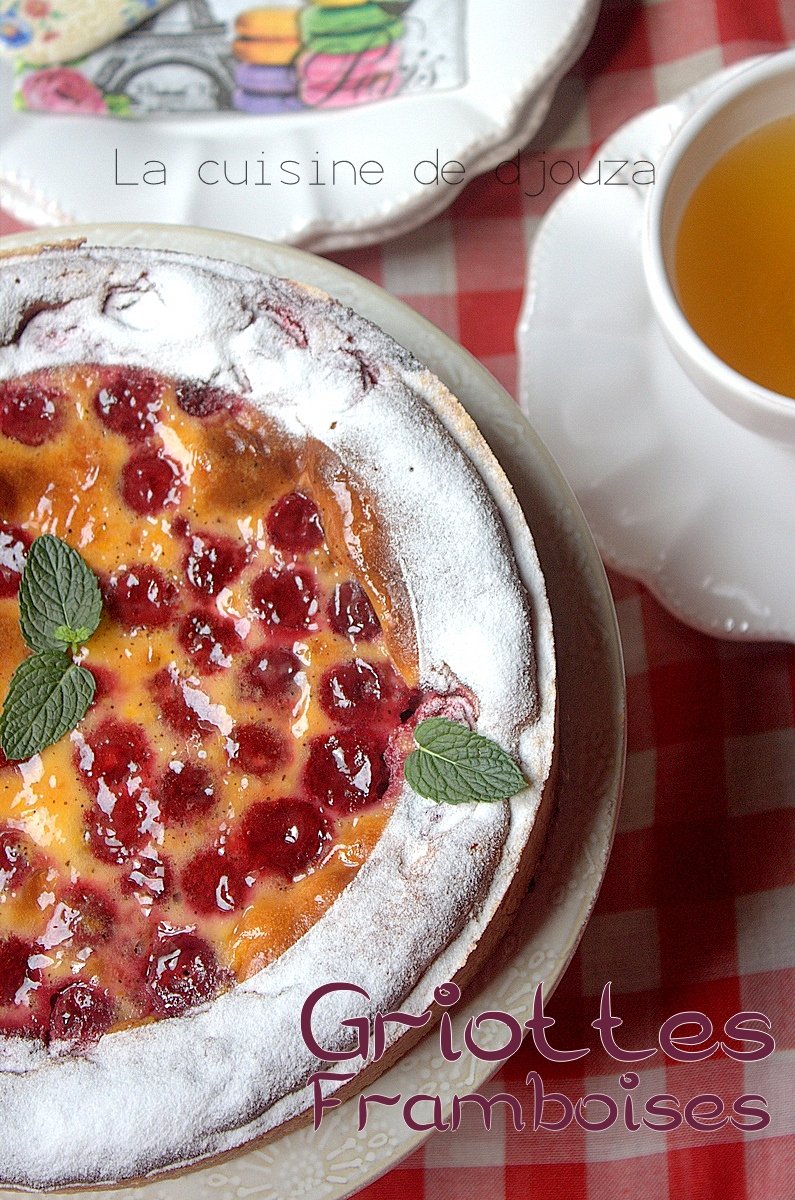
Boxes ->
[120,448,183,515]
[303,730,389,813]
[240,798,331,879]
[251,565,319,631]
[266,491,324,554]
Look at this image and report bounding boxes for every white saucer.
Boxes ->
[0,0,598,252]
[0,223,624,1200]
[518,60,795,644]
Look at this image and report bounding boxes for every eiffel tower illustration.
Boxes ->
[93,0,235,113]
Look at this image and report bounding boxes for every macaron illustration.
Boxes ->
[299,2,404,56]
[297,1,405,109]
[232,7,304,113]
[233,7,301,66]
[298,41,402,108]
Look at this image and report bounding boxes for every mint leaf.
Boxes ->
[0,652,96,762]
[18,535,102,653]
[404,717,526,805]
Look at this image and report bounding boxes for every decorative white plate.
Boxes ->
[0,0,600,251]
[0,224,625,1200]
[518,60,795,644]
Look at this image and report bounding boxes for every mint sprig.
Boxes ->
[404,717,526,805]
[0,536,102,761]
[19,535,102,653]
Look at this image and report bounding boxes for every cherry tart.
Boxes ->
[0,361,427,1047]
[0,245,556,1190]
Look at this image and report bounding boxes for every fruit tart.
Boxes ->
[0,244,555,1189]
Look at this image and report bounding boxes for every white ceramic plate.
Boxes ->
[0,224,625,1200]
[518,60,795,644]
[0,0,599,251]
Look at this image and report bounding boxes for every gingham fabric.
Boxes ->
[1,2,793,1198]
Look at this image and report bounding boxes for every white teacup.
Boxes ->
[643,49,795,446]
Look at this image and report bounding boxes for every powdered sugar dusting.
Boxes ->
[0,246,555,1189]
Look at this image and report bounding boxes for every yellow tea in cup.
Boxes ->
[675,114,795,399]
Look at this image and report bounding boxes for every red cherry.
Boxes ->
[0,936,38,1005]
[0,379,64,446]
[88,666,118,705]
[251,565,319,630]
[181,847,249,915]
[84,792,149,865]
[328,580,381,641]
[0,828,33,895]
[0,744,18,772]
[104,564,179,629]
[157,762,216,823]
[145,928,224,1016]
[229,723,290,777]
[178,608,240,673]
[240,645,302,706]
[184,531,248,596]
[49,981,114,1050]
[266,491,324,554]
[93,369,163,441]
[120,448,183,515]
[77,718,154,796]
[122,852,173,907]
[58,883,116,946]
[0,1008,46,1040]
[303,730,389,813]
[149,667,214,739]
[319,658,411,727]
[240,798,331,879]
[0,522,31,599]
[174,379,232,418]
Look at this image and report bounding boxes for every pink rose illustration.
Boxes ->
[21,68,107,115]
[24,1,51,17]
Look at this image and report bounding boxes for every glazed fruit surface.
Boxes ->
[0,365,420,1050]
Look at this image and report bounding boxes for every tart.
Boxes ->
[0,244,555,1189]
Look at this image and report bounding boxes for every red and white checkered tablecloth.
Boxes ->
[1,3,794,1198]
